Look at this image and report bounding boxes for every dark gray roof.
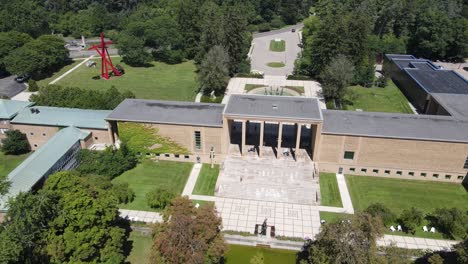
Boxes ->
[322,110,468,143]
[385,54,416,60]
[224,94,323,122]
[406,69,468,94]
[106,99,225,127]
[431,93,468,121]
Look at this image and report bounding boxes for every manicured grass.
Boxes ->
[224,244,296,264]
[201,95,224,103]
[284,86,305,94]
[346,175,468,238]
[112,160,193,211]
[126,231,152,264]
[319,211,349,223]
[119,122,190,155]
[344,80,413,113]
[319,173,343,207]
[192,164,220,196]
[43,57,198,101]
[36,60,80,86]
[0,152,30,179]
[191,199,215,207]
[269,40,286,52]
[267,62,286,68]
[244,84,265,92]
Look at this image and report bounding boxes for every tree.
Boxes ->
[150,197,227,264]
[196,1,225,64]
[222,2,251,75]
[118,33,151,66]
[428,254,444,264]
[1,130,30,155]
[28,80,39,92]
[365,203,397,227]
[0,31,32,74]
[112,182,135,204]
[454,239,468,264]
[320,55,354,106]
[146,188,175,209]
[198,46,230,96]
[308,213,384,264]
[4,35,68,79]
[43,172,128,263]
[429,207,468,240]
[399,207,423,234]
[0,0,49,37]
[353,56,375,87]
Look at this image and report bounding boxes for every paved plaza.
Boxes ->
[215,155,319,205]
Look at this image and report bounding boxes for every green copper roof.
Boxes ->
[0,127,90,212]
[0,99,34,119]
[11,106,111,129]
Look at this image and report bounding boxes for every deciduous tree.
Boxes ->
[198,45,230,96]
[1,130,30,155]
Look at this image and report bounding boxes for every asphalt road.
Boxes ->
[250,24,303,76]
[0,75,26,98]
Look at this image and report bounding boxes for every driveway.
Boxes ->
[0,75,26,98]
[250,24,303,76]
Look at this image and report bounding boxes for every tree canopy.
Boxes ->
[1,130,30,155]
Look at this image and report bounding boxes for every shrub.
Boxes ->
[1,130,30,155]
[258,23,271,32]
[399,207,423,234]
[112,183,135,204]
[326,100,336,109]
[375,75,388,87]
[364,203,397,226]
[28,79,39,92]
[235,73,264,78]
[146,188,175,209]
[153,49,185,64]
[429,207,468,240]
[270,17,285,29]
[287,74,312,80]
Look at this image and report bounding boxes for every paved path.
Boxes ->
[336,173,354,214]
[182,163,201,196]
[119,209,162,223]
[50,55,95,85]
[379,235,458,251]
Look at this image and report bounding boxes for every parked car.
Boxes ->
[14,75,29,83]
[291,28,296,32]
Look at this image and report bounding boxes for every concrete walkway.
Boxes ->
[182,163,202,196]
[119,209,162,223]
[49,55,95,85]
[336,173,354,214]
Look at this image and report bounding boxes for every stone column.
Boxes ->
[241,120,246,156]
[295,123,302,154]
[259,121,264,157]
[277,122,283,159]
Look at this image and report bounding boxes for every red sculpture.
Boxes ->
[88,32,121,80]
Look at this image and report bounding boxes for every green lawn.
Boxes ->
[41,57,198,101]
[269,40,286,52]
[126,231,152,264]
[319,173,343,207]
[224,245,296,264]
[0,152,30,179]
[267,62,286,68]
[112,160,193,211]
[346,175,468,239]
[319,211,349,223]
[192,164,220,196]
[344,80,413,113]
[37,60,81,86]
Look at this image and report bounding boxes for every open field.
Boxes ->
[112,160,193,211]
[126,231,152,264]
[0,152,30,179]
[225,244,296,263]
[39,57,198,101]
[344,80,413,113]
[269,40,286,52]
[193,164,220,196]
[37,60,80,86]
[346,175,468,239]
[319,173,343,207]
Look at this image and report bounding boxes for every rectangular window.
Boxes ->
[445,175,451,180]
[349,168,355,172]
[384,170,390,174]
[433,174,439,178]
[164,154,170,157]
[421,172,427,177]
[396,171,402,175]
[361,168,367,173]
[344,151,355,160]
[464,157,468,169]
[194,131,201,150]
[175,154,180,158]
[184,155,190,159]
[458,176,465,180]
[373,169,379,174]
[155,153,160,157]
[408,172,414,176]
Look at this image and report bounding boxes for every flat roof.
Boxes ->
[385,54,416,60]
[431,93,468,121]
[106,99,225,128]
[322,110,468,143]
[0,99,34,119]
[0,127,90,211]
[406,69,468,94]
[11,106,111,129]
[224,94,323,122]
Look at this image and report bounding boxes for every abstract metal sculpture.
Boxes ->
[88,32,121,80]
